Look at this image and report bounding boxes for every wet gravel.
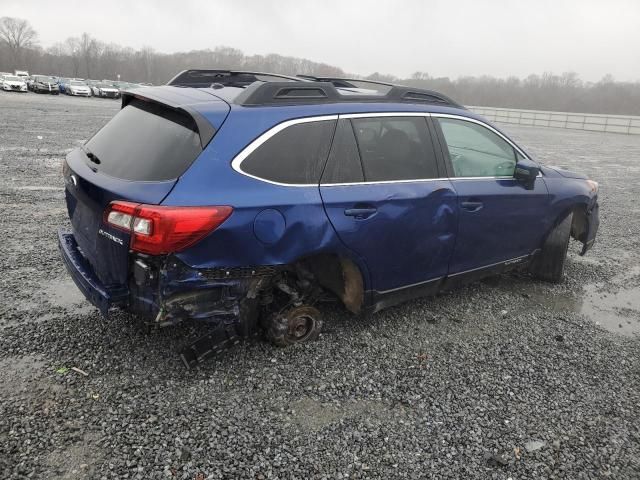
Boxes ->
[1,92,639,479]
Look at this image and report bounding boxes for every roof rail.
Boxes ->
[234,81,464,108]
[167,69,304,88]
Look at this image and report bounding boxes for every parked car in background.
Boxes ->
[1,75,28,92]
[57,78,70,93]
[90,82,120,98]
[66,80,92,97]
[31,75,60,94]
[112,81,144,93]
[58,70,600,367]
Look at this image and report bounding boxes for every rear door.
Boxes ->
[64,97,228,288]
[432,115,550,276]
[320,114,458,296]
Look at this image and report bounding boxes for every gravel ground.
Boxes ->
[0,92,639,480]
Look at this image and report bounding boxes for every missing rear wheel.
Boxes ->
[265,305,323,347]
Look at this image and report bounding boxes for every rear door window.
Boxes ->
[241,119,336,185]
[84,99,202,181]
[351,116,438,181]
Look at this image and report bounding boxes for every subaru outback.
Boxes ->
[58,70,600,367]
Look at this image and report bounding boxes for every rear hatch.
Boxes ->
[63,89,230,289]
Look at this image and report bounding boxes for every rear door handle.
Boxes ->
[344,207,377,219]
[460,201,483,212]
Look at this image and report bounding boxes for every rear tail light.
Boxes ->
[104,201,233,255]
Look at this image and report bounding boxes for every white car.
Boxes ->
[66,80,92,97]
[1,75,28,92]
[90,83,120,99]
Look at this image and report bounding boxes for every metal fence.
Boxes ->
[469,106,640,135]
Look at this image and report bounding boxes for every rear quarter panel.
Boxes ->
[163,107,372,290]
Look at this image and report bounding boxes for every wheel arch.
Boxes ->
[292,252,367,314]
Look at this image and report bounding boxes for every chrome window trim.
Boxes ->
[230,114,338,188]
[340,112,431,119]
[230,111,538,187]
[320,176,515,187]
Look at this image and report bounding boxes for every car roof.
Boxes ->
[166,69,462,106]
[130,84,471,119]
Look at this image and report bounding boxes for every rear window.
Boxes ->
[351,116,439,182]
[241,120,336,184]
[84,99,202,181]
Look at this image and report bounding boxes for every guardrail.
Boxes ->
[469,106,640,135]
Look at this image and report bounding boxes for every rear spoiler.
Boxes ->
[121,90,216,149]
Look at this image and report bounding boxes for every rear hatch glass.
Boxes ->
[83,99,202,181]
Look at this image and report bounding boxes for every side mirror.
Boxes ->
[514,159,540,189]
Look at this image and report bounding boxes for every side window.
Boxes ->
[241,119,336,184]
[436,118,517,177]
[321,119,364,184]
[351,116,439,182]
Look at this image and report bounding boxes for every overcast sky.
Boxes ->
[1,0,639,81]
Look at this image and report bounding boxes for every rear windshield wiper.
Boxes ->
[81,147,101,165]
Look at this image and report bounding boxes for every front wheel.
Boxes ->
[530,213,573,283]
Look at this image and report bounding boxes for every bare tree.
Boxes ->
[64,37,82,78]
[79,32,101,78]
[139,46,155,82]
[0,17,38,69]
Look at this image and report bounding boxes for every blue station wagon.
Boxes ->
[59,70,600,366]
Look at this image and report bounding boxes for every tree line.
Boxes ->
[2,16,639,116]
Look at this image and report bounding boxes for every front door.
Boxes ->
[320,115,458,296]
[432,115,550,275]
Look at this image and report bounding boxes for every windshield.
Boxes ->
[37,76,55,82]
[5,76,21,81]
[70,81,85,86]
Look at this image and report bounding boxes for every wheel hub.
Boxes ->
[288,314,313,340]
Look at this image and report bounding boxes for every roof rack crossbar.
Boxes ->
[234,81,463,108]
[167,69,306,87]
[296,75,396,88]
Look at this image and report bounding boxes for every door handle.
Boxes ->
[460,201,483,212]
[344,207,377,219]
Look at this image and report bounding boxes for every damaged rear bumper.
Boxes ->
[57,229,128,315]
[129,257,276,327]
[59,228,274,331]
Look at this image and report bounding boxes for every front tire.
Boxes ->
[530,213,573,283]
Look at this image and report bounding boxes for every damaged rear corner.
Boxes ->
[128,252,365,328]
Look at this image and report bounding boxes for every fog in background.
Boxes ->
[1,0,640,114]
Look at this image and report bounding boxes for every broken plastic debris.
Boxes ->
[55,367,69,374]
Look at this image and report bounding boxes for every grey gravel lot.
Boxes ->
[1,92,639,480]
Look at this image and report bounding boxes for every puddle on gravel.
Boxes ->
[578,279,640,336]
[43,278,94,314]
[289,398,407,430]
[492,266,640,336]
